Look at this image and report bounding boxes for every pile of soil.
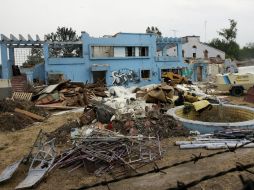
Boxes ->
[0,100,49,132]
[0,112,34,131]
[47,120,81,144]
[112,111,189,138]
[0,100,49,117]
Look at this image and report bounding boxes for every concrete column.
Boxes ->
[43,43,49,84]
[0,44,11,79]
[177,43,183,62]
[8,47,15,66]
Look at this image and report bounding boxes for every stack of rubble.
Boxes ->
[33,80,107,109]
[0,100,48,131]
[54,128,162,177]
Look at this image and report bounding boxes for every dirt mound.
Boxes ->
[47,120,81,144]
[0,99,49,117]
[0,100,49,132]
[112,112,189,138]
[0,112,34,131]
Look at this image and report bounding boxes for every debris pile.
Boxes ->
[0,100,48,131]
[47,120,81,144]
[175,129,254,150]
[54,128,162,177]
[34,80,107,109]
[112,111,189,138]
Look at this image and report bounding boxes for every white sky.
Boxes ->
[0,0,253,47]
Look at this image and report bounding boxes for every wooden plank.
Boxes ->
[14,108,45,121]
[35,104,79,110]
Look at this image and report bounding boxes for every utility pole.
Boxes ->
[204,20,207,43]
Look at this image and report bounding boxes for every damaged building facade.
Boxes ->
[0,32,187,86]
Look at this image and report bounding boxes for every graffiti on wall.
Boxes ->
[112,69,140,86]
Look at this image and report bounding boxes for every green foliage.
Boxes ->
[146,26,162,37]
[45,27,79,41]
[45,27,82,58]
[209,19,240,60]
[23,48,44,67]
[218,19,237,42]
[239,43,254,60]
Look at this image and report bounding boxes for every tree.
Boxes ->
[209,19,240,60]
[45,27,79,41]
[45,27,81,57]
[23,48,44,67]
[146,26,162,37]
[239,43,254,60]
[218,19,237,42]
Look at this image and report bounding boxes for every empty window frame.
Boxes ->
[92,46,114,57]
[139,47,148,56]
[49,44,82,58]
[125,47,135,57]
[141,70,150,79]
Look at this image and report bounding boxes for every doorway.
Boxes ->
[197,66,203,81]
[92,71,106,84]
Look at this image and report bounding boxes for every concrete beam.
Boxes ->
[1,34,10,41]
[19,34,26,41]
[27,34,34,41]
[10,34,18,41]
[36,35,41,41]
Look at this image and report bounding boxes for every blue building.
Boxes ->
[1,32,188,87]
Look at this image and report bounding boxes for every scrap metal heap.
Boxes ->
[54,128,162,177]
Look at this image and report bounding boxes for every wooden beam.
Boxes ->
[14,108,45,121]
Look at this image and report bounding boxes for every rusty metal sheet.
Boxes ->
[0,159,22,183]
[244,86,254,103]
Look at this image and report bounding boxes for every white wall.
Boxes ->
[238,66,254,74]
[113,47,125,57]
[168,37,225,60]
[135,47,139,57]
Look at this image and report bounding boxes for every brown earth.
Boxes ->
[0,96,254,190]
[0,100,49,132]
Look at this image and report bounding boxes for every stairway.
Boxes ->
[11,75,28,92]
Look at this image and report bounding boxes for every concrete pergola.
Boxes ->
[0,34,44,79]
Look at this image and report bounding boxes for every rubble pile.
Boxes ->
[34,80,107,108]
[47,120,81,144]
[54,128,162,177]
[0,99,48,116]
[112,110,188,138]
[0,100,48,131]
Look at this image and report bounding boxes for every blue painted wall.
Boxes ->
[44,32,188,86]
[20,63,45,84]
[188,62,208,82]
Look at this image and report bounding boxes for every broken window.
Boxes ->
[139,47,148,56]
[141,70,150,79]
[204,50,208,59]
[125,47,135,57]
[192,45,197,59]
[92,46,114,57]
[49,44,82,58]
[182,50,185,57]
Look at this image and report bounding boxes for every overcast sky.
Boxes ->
[0,0,253,47]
